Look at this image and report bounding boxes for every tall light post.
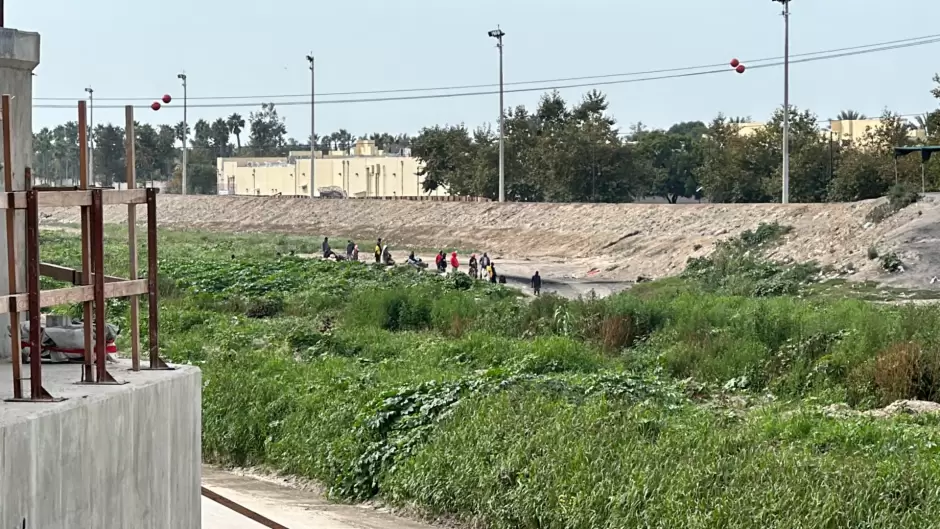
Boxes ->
[85,87,93,185]
[488,27,505,202]
[177,73,188,195]
[773,0,791,203]
[306,54,316,197]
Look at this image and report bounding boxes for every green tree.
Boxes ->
[226,113,245,150]
[837,110,867,121]
[247,104,287,156]
[92,124,125,186]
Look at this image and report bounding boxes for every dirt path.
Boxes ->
[202,467,437,529]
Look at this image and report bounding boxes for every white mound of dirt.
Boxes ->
[37,194,940,286]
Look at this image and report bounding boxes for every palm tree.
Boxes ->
[837,110,867,121]
[226,113,246,149]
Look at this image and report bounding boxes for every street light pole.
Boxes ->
[85,87,94,186]
[178,73,188,195]
[306,54,316,197]
[488,26,506,202]
[773,0,791,204]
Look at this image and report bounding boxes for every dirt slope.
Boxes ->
[38,194,938,285]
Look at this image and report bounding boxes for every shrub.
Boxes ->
[245,296,284,318]
[881,252,903,273]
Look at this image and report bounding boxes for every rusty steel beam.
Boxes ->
[2,94,22,399]
[78,100,94,384]
[90,190,120,384]
[23,189,57,400]
[201,487,291,529]
[144,187,169,370]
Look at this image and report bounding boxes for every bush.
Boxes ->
[245,296,284,318]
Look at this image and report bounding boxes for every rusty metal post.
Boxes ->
[90,189,119,384]
[125,105,140,371]
[78,100,94,383]
[25,189,54,400]
[144,187,170,370]
[1,95,21,399]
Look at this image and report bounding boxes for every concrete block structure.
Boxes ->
[0,362,202,528]
[0,28,39,359]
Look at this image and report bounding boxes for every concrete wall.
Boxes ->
[0,28,40,359]
[0,362,202,529]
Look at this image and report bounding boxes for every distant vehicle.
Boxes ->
[318,186,347,199]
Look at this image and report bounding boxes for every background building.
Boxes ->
[216,139,447,198]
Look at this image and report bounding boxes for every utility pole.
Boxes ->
[177,73,188,194]
[85,87,94,186]
[773,0,791,204]
[306,54,316,197]
[488,26,506,202]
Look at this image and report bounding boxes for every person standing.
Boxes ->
[322,237,332,258]
[374,238,383,263]
[450,251,459,273]
[346,240,355,259]
[480,252,491,273]
[489,263,498,283]
[531,271,542,296]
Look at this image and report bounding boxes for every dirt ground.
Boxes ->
[39,194,940,290]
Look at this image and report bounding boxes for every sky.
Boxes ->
[12,0,940,140]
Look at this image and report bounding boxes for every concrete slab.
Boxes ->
[0,360,202,529]
[202,467,439,529]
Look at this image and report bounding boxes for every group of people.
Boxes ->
[434,251,506,284]
[321,237,392,265]
[321,237,543,295]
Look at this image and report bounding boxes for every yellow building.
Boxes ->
[216,139,447,198]
[731,119,926,145]
[827,119,926,144]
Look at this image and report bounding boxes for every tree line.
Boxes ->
[32,103,413,194]
[32,73,940,201]
[411,82,940,203]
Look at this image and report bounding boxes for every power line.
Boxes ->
[34,36,940,110]
[35,33,940,102]
[34,33,940,103]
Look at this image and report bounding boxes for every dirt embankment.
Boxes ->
[38,194,940,286]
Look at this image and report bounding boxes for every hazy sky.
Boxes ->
[12,0,940,139]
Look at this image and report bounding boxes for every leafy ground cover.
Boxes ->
[36,227,940,528]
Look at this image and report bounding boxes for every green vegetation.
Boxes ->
[37,227,940,528]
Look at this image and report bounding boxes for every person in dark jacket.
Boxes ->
[531,271,542,296]
[322,237,333,258]
[489,263,498,283]
[346,240,355,259]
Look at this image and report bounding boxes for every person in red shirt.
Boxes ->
[450,251,459,272]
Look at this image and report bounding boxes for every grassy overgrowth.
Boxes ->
[35,226,940,528]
